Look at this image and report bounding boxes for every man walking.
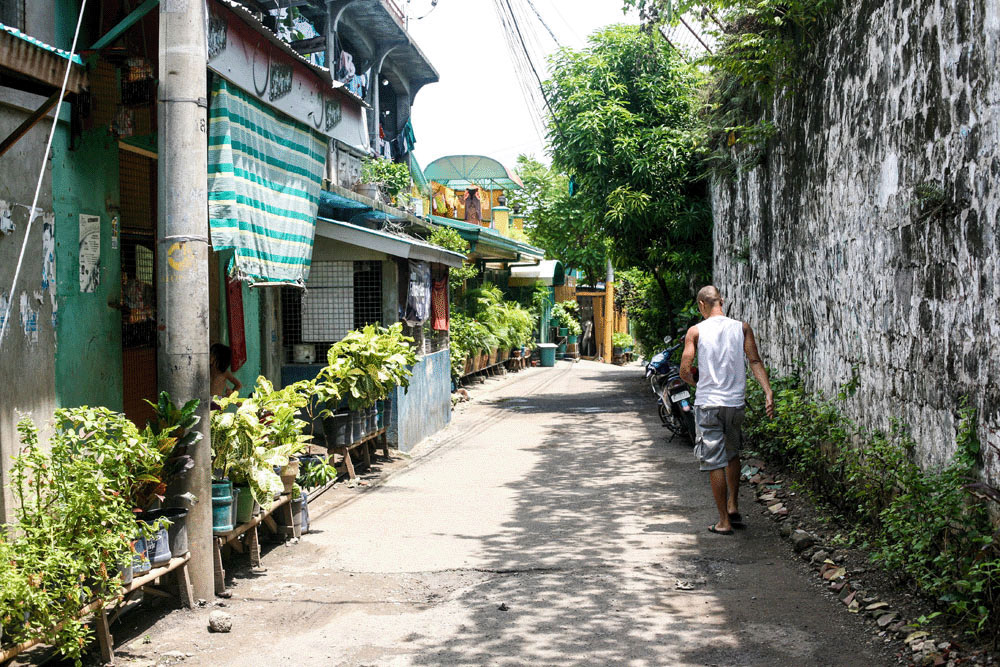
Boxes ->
[680,286,774,535]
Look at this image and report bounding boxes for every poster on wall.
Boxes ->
[79,214,101,293]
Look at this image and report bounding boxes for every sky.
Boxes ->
[406,0,639,173]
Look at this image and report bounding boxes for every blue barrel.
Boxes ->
[538,343,557,367]
[212,480,234,533]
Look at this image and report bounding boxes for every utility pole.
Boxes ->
[158,0,212,599]
[604,259,614,363]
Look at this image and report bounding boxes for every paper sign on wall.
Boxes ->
[79,214,101,293]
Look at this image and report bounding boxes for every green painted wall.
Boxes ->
[51,128,123,410]
[216,254,262,396]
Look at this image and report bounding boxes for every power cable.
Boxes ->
[523,0,561,47]
[500,0,567,143]
[1,0,88,345]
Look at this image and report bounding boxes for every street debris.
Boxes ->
[208,611,233,633]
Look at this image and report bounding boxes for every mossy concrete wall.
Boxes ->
[712,0,999,473]
[52,128,123,411]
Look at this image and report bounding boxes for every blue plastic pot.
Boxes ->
[212,480,234,533]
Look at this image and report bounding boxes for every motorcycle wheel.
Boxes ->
[682,411,697,445]
[659,403,683,435]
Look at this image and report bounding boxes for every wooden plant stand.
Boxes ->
[332,427,388,480]
[0,554,193,666]
[213,494,294,596]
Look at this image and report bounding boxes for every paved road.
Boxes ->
[127,360,890,666]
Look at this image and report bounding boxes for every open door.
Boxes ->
[119,147,158,426]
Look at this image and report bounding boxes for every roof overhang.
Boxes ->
[428,215,545,263]
[316,217,465,267]
[0,23,87,95]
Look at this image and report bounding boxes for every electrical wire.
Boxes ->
[0,0,88,345]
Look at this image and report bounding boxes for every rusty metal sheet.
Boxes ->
[0,25,87,94]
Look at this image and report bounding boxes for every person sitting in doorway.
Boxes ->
[210,343,242,398]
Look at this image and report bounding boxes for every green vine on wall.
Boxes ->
[623,0,840,175]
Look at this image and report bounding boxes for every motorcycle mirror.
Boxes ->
[663,336,671,344]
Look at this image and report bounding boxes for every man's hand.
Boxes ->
[765,391,775,419]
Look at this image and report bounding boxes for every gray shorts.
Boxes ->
[694,406,745,471]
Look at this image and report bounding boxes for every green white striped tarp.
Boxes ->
[208,77,328,285]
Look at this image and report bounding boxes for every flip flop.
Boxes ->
[708,525,734,536]
[729,512,746,528]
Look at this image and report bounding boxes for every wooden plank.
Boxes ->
[247,526,262,569]
[175,562,195,609]
[213,537,227,597]
[0,91,60,158]
[262,514,278,533]
[95,609,115,665]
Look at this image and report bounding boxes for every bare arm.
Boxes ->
[226,370,242,393]
[743,322,774,418]
[679,326,699,385]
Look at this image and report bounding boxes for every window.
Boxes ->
[281,260,383,363]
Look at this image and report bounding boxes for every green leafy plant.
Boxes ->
[6,408,167,663]
[550,300,579,327]
[428,226,478,293]
[320,323,417,411]
[298,455,338,489]
[612,332,634,349]
[744,374,1000,638]
[361,157,411,203]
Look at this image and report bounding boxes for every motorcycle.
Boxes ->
[645,336,697,443]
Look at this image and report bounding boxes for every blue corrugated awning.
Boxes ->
[319,190,371,218]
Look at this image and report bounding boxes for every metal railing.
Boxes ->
[383,0,405,26]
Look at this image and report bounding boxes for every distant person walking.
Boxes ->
[680,286,774,535]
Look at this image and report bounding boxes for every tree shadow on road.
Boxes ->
[406,364,888,666]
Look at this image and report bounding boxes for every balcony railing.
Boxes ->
[383,0,405,27]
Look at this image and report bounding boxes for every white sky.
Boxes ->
[406,0,639,172]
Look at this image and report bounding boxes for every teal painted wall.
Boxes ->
[51,127,123,410]
[216,254,262,396]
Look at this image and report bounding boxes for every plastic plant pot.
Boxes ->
[131,536,150,575]
[230,486,241,529]
[235,485,254,523]
[567,334,579,344]
[161,507,189,557]
[537,343,557,367]
[351,410,362,441]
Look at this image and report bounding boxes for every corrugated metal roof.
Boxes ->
[0,22,87,94]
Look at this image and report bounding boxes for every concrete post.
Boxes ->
[604,259,614,363]
[157,0,213,600]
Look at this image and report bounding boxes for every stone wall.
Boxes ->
[712,0,1000,472]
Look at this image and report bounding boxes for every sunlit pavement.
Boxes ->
[126,360,891,666]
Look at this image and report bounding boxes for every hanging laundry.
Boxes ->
[226,272,247,372]
[431,277,449,331]
[402,260,431,326]
[463,187,482,224]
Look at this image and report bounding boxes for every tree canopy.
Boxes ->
[542,24,712,305]
[509,155,607,286]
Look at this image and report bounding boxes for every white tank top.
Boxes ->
[695,316,746,407]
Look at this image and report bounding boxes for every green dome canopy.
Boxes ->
[424,155,524,191]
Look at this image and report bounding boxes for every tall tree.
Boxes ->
[509,155,607,286]
[543,24,712,302]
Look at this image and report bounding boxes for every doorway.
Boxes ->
[119,148,157,426]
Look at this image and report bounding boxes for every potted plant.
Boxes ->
[359,157,411,206]
[612,332,634,356]
[565,318,582,344]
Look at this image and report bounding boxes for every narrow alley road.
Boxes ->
[127,361,890,666]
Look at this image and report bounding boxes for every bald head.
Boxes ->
[697,285,723,309]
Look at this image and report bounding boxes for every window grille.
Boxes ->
[118,150,156,231]
[282,260,383,363]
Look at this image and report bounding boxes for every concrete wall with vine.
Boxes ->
[712,0,999,473]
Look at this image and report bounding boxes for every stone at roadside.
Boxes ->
[847,600,860,613]
[800,545,819,561]
[864,601,889,612]
[780,524,794,538]
[760,492,778,503]
[840,591,856,606]
[822,566,846,581]
[876,612,898,628]
[829,580,846,593]
[161,651,187,661]
[208,611,233,633]
[790,530,816,552]
[768,502,785,514]
[811,549,830,564]
[905,631,930,645]
[832,550,847,563]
